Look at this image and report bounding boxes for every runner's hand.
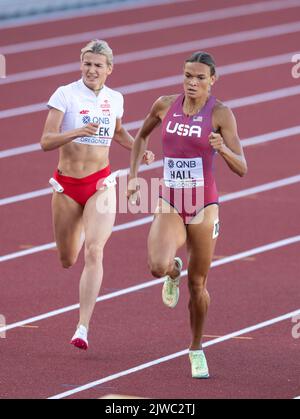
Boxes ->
[142,150,155,165]
[77,123,99,137]
[127,177,141,206]
[209,132,225,153]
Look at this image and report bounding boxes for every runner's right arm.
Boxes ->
[127,99,164,202]
[129,97,168,179]
[40,108,99,152]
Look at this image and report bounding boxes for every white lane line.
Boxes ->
[241,126,300,147]
[1,124,300,205]
[0,28,296,86]
[0,158,162,205]
[220,174,300,203]
[1,72,300,120]
[1,50,298,160]
[0,48,299,118]
[1,121,300,161]
[0,0,193,29]
[226,86,300,109]
[0,103,46,119]
[0,143,41,158]
[1,174,300,263]
[1,234,299,336]
[48,307,300,399]
[2,42,295,86]
[1,0,299,55]
[0,118,143,158]
[0,188,52,205]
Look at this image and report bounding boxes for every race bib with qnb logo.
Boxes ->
[164,157,204,189]
[72,111,114,147]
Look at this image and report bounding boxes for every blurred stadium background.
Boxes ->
[0,0,139,21]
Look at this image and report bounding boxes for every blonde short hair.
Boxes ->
[80,40,113,66]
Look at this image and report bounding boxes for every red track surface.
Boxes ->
[0,0,299,399]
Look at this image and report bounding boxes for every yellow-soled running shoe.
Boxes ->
[189,350,210,379]
[162,257,183,309]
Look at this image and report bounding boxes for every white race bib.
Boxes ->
[164,157,204,189]
[72,112,114,147]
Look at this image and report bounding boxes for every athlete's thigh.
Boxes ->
[83,186,116,247]
[148,200,187,263]
[52,192,84,258]
[186,204,219,276]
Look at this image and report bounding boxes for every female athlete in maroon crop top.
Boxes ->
[160,93,218,225]
[128,52,247,378]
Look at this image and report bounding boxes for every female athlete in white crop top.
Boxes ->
[41,40,154,350]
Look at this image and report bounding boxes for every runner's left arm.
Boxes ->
[209,106,248,177]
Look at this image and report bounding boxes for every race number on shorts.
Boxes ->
[213,219,220,239]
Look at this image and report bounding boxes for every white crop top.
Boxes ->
[47,79,124,147]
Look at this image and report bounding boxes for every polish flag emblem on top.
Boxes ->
[101,100,111,109]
